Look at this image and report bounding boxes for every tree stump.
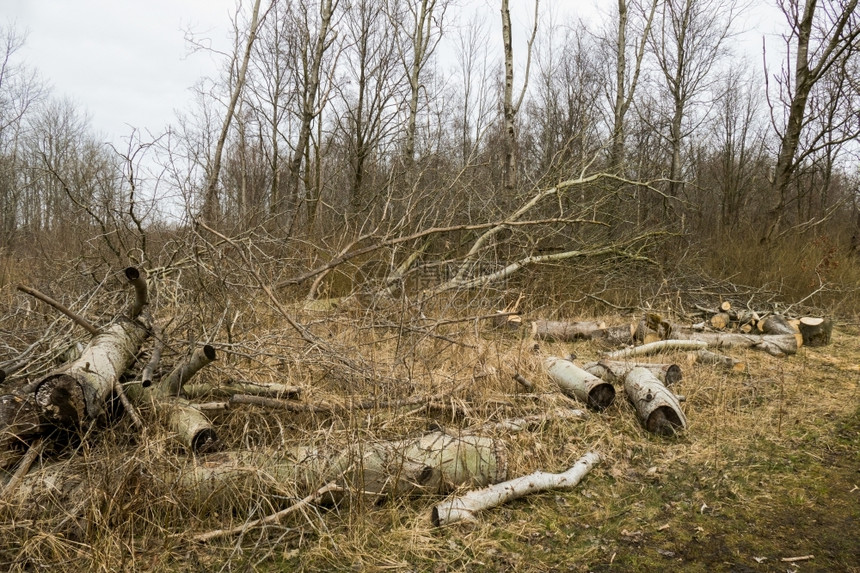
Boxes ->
[798,317,833,347]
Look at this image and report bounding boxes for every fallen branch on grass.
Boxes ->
[605,340,707,359]
[192,481,341,543]
[432,451,600,526]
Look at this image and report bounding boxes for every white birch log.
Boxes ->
[33,316,150,426]
[8,432,506,512]
[692,349,746,372]
[545,357,615,410]
[606,339,707,359]
[624,367,686,436]
[532,320,606,341]
[432,451,600,526]
[583,360,682,386]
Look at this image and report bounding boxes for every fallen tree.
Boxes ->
[1,271,151,469]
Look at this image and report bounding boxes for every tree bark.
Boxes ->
[583,360,682,386]
[545,357,615,410]
[798,317,832,347]
[624,367,686,436]
[432,451,599,526]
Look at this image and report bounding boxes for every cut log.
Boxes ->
[720,301,732,312]
[162,345,217,397]
[624,367,686,436]
[692,349,746,372]
[545,357,615,410]
[432,451,600,526]
[162,398,219,453]
[710,312,731,330]
[583,360,682,386]
[532,320,606,342]
[798,317,832,347]
[758,314,798,336]
[180,431,506,508]
[34,316,150,425]
[605,339,708,359]
[8,431,506,518]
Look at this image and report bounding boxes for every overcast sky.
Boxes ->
[5,0,236,143]
[4,1,783,148]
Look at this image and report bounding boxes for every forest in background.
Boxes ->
[1,0,859,311]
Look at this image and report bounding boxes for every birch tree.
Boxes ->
[500,0,538,190]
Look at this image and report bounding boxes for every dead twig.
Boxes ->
[192,481,341,543]
[16,285,100,336]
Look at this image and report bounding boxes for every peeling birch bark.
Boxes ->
[432,452,600,526]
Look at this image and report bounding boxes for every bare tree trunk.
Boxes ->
[609,0,656,172]
[202,0,263,223]
[764,0,859,241]
[500,0,538,189]
[289,0,336,216]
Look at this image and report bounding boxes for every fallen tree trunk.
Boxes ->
[685,331,799,357]
[544,357,615,410]
[532,320,606,342]
[606,339,707,359]
[432,451,600,526]
[624,367,686,436]
[7,431,506,513]
[692,349,746,372]
[583,360,682,386]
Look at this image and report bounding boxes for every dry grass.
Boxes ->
[1,247,859,572]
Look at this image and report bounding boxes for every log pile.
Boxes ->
[0,270,838,539]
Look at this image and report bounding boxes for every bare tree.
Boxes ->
[0,25,44,250]
[599,0,658,172]
[201,0,264,223]
[647,0,741,202]
[335,0,404,212]
[500,0,538,189]
[287,0,338,223]
[388,0,450,169]
[763,0,860,241]
[453,13,494,168]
